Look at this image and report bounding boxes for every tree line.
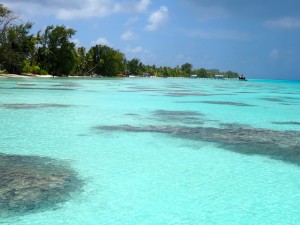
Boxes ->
[0,4,240,78]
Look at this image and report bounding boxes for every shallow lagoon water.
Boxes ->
[0,78,300,224]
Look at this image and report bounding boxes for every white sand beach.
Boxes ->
[0,74,55,78]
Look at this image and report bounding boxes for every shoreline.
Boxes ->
[0,74,95,79]
[0,73,240,79]
[0,74,54,78]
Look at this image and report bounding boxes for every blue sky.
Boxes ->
[3,0,300,80]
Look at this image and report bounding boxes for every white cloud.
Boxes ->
[126,17,139,26]
[121,30,138,41]
[57,0,134,20]
[145,6,168,31]
[3,0,152,20]
[125,17,139,27]
[71,39,81,47]
[265,17,300,29]
[3,0,82,9]
[113,0,151,13]
[135,0,152,13]
[125,46,155,64]
[91,37,111,46]
[190,5,229,22]
[126,46,144,53]
[188,29,253,41]
[112,2,122,13]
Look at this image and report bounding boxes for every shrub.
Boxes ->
[22,61,48,75]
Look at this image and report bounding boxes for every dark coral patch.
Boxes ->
[272,121,300,125]
[152,110,205,125]
[259,98,285,102]
[153,110,203,117]
[164,91,211,97]
[93,124,300,166]
[52,82,81,87]
[0,104,72,109]
[124,86,161,92]
[200,101,254,107]
[12,87,76,91]
[0,154,83,217]
[124,113,140,116]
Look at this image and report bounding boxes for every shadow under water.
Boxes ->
[152,110,205,125]
[11,87,77,91]
[272,121,300,125]
[93,123,300,166]
[199,101,255,107]
[0,104,73,109]
[0,154,83,218]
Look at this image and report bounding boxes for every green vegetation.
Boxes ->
[0,4,240,78]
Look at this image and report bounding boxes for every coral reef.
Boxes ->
[0,154,83,217]
[94,123,300,165]
[0,104,72,109]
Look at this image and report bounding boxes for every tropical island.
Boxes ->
[0,4,241,79]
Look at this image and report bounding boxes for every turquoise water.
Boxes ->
[0,78,300,224]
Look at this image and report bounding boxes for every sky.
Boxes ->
[2,0,300,80]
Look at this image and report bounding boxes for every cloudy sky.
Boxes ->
[3,0,300,80]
